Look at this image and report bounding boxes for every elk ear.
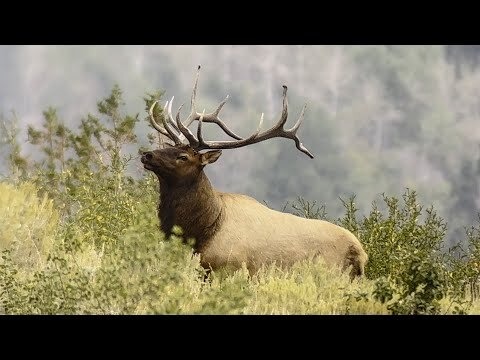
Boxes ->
[200,150,222,166]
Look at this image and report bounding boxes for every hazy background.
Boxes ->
[1,45,480,247]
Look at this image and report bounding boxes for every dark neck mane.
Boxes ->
[157,171,223,252]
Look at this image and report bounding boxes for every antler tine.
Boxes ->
[276,85,289,129]
[289,104,307,133]
[149,100,170,138]
[175,103,199,147]
[245,113,264,140]
[257,113,264,133]
[286,104,312,158]
[181,65,201,130]
[191,65,200,112]
[161,101,182,145]
[197,109,206,146]
[166,97,180,133]
[212,95,229,117]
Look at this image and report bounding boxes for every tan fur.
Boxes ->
[200,193,368,279]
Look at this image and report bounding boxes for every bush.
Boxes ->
[0,182,58,268]
[336,189,470,314]
[447,221,480,302]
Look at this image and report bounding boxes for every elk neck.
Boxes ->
[157,170,224,252]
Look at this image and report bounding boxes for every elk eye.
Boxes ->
[177,155,188,161]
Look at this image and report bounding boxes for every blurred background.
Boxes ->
[1,45,479,246]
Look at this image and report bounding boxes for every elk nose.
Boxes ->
[143,152,153,160]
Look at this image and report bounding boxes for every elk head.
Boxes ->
[141,65,314,182]
[141,145,222,186]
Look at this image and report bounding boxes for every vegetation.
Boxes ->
[4,46,480,247]
[1,81,480,315]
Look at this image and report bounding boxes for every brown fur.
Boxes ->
[141,145,368,280]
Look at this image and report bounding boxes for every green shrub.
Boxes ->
[372,256,447,315]
[341,189,448,281]
[447,221,480,302]
[60,171,159,250]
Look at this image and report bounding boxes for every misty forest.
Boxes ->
[1,45,480,314]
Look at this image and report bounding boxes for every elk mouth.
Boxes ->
[141,154,154,170]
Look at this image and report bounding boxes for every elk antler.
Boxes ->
[149,100,182,145]
[149,65,314,159]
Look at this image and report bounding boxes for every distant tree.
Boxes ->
[0,111,29,179]
[448,146,480,245]
[446,45,480,75]
[27,107,70,178]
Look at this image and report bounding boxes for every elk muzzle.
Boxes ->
[141,151,154,170]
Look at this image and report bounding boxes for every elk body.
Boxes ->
[141,66,368,279]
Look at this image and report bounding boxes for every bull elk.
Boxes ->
[141,66,368,280]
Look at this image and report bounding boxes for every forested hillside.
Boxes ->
[2,45,479,246]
